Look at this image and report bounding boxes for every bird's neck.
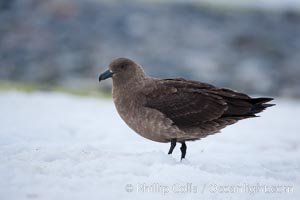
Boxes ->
[112,73,150,93]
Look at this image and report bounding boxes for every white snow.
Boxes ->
[0,91,299,200]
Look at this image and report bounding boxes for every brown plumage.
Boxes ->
[99,58,275,160]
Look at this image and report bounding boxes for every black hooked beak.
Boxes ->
[99,70,114,82]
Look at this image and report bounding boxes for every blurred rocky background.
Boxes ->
[0,0,299,97]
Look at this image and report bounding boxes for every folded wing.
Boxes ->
[144,78,274,129]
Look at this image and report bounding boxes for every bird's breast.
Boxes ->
[113,90,142,128]
[112,92,182,143]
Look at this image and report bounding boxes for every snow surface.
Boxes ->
[0,91,299,200]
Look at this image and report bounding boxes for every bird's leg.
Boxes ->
[168,138,177,155]
[180,142,187,160]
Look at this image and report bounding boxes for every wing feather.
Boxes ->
[143,78,273,138]
[144,79,228,128]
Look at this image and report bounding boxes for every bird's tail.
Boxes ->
[247,97,275,115]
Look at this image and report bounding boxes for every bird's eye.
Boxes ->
[120,65,127,69]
